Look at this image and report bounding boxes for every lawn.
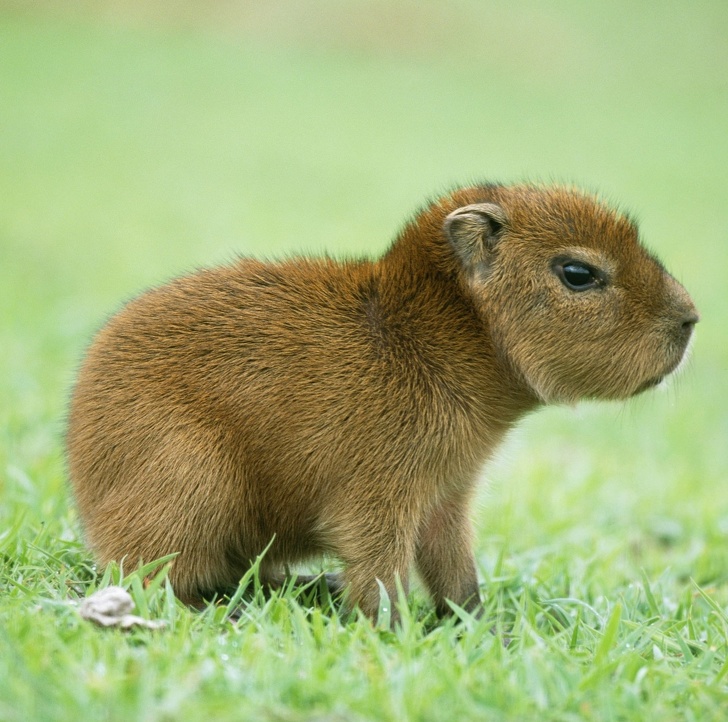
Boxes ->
[1,1,728,719]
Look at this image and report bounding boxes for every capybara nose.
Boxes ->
[681,311,699,330]
[677,308,699,346]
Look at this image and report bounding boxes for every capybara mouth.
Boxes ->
[634,375,664,395]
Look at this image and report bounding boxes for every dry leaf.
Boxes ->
[79,586,166,630]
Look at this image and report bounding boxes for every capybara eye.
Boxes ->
[555,261,600,291]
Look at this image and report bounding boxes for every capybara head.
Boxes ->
[443,185,698,403]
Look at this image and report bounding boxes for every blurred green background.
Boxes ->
[1,0,727,590]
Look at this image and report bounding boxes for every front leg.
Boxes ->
[343,560,411,626]
[335,505,420,625]
[415,495,481,617]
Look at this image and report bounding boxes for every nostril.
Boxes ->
[680,311,699,339]
[682,311,700,330]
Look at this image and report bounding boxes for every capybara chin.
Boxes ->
[66,183,698,622]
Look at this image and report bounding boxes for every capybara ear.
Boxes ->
[444,202,509,275]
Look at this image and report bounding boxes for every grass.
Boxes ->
[1,1,728,719]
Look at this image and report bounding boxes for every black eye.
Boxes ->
[554,260,602,291]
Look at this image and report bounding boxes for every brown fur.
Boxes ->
[66,183,698,622]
